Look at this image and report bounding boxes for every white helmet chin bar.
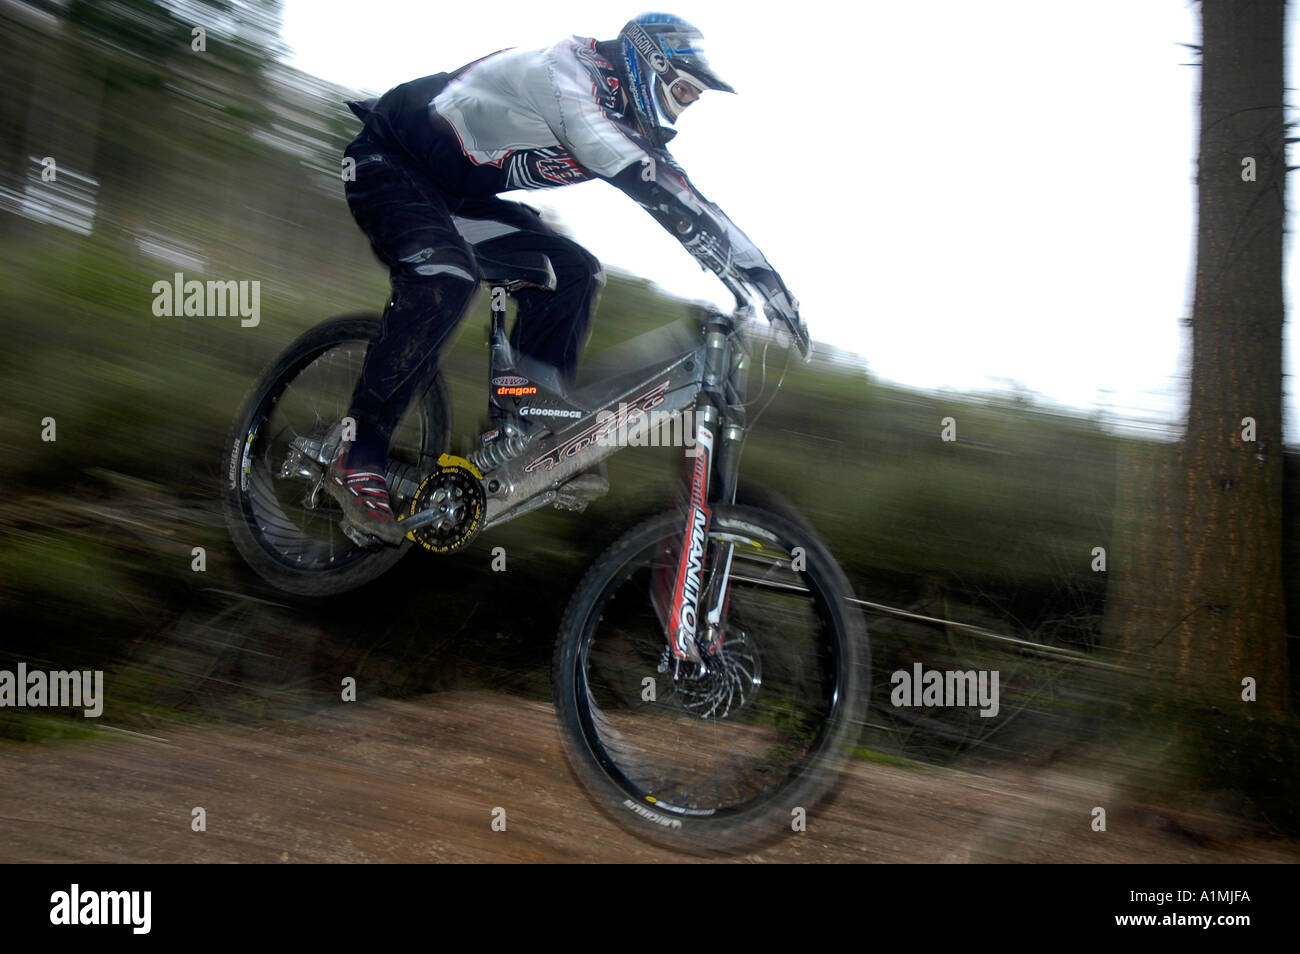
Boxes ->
[654,69,706,124]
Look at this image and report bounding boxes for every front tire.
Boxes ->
[552,504,869,853]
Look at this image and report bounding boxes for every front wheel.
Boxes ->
[552,504,868,853]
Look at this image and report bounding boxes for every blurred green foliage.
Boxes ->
[0,2,1296,802]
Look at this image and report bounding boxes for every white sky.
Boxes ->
[282,0,1299,441]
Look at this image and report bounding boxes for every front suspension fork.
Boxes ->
[663,320,749,675]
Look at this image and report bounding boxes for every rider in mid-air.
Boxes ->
[332,12,802,544]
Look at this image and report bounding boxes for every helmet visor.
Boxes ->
[659,34,734,93]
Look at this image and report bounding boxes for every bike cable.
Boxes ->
[741,335,795,429]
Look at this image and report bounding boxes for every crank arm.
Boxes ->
[397,507,450,533]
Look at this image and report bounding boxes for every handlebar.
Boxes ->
[721,274,813,361]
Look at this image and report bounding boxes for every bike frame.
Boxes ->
[401,289,753,531]
[400,279,755,667]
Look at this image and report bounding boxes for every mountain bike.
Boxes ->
[221,247,868,851]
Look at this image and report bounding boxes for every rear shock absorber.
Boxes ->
[469,420,528,473]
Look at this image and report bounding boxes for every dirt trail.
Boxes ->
[1,690,1294,863]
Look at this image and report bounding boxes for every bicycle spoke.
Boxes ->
[576,525,843,818]
[236,336,428,572]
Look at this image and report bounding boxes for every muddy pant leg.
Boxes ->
[508,236,604,382]
[454,199,604,382]
[342,136,478,468]
[347,273,475,467]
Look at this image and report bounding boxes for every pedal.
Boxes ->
[553,472,609,512]
[339,518,387,549]
[552,494,590,513]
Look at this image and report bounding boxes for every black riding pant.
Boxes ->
[341,133,604,465]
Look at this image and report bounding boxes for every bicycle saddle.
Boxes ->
[476,249,557,292]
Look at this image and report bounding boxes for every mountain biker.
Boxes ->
[331,12,802,544]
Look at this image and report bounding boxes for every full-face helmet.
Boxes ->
[609,13,734,141]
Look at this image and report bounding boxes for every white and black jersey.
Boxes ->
[352,36,776,291]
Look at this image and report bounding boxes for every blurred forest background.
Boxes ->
[1,0,1297,838]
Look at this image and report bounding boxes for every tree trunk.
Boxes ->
[1106,0,1288,718]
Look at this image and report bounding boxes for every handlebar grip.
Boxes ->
[761,298,812,360]
[789,316,813,360]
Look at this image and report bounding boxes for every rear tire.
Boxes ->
[222,315,451,597]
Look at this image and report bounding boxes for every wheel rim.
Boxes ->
[573,519,848,821]
[236,337,431,572]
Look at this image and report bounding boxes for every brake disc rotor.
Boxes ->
[405,455,486,554]
[675,630,762,719]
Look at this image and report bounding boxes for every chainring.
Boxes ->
[405,455,486,554]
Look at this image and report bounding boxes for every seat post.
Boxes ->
[488,285,511,373]
[487,285,514,429]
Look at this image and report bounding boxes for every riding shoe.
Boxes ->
[323,431,406,546]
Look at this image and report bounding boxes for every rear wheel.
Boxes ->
[552,504,868,853]
[222,316,451,596]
